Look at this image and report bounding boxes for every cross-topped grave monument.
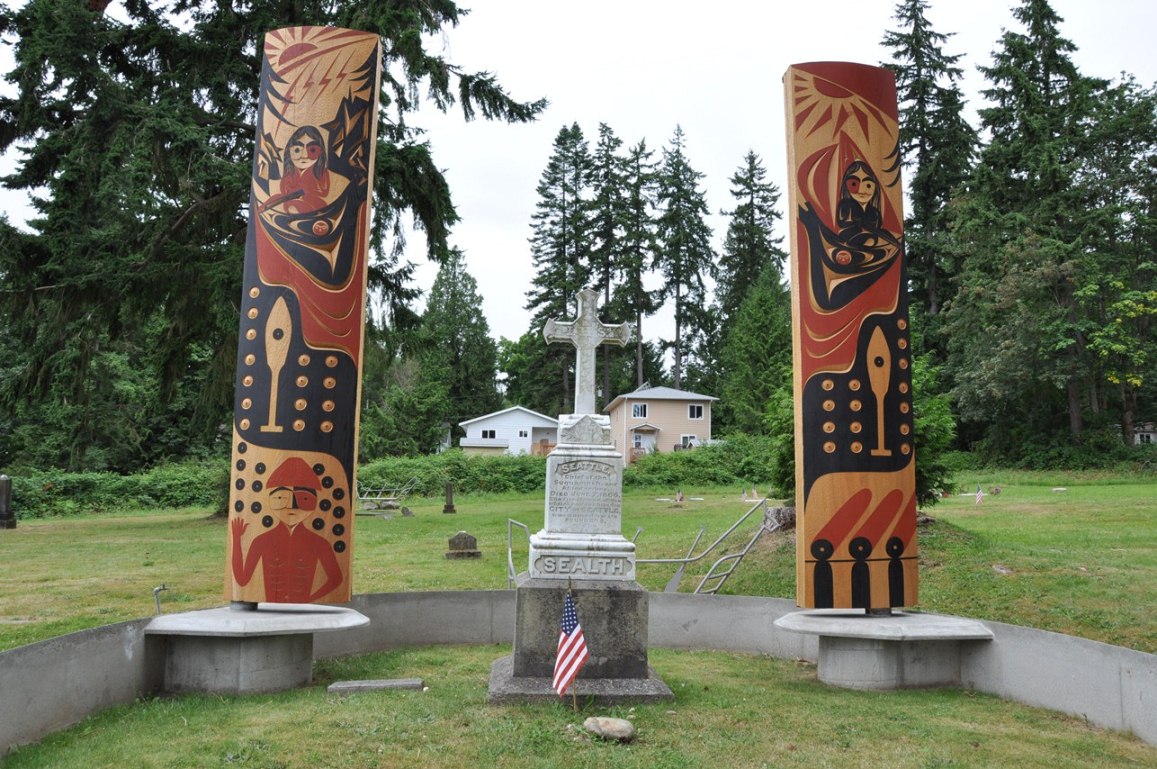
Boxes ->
[530,287,635,581]
[543,287,632,417]
[489,288,670,704]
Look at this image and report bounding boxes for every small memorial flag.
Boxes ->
[975,485,984,505]
[552,591,589,697]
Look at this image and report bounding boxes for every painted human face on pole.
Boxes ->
[226,27,381,605]
[784,62,917,610]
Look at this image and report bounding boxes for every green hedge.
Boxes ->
[7,460,230,518]
[4,436,786,518]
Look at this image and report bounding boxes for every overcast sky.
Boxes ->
[3,1,1156,346]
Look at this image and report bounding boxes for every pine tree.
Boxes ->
[715,151,787,347]
[0,0,544,469]
[882,0,976,336]
[524,122,593,410]
[946,0,1108,447]
[654,126,716,391]
[421,249,503,437]
[717,264,792,434]
[588,123,632,408]
[611,140,663,389]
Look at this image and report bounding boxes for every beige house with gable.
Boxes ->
[604,385,718,462]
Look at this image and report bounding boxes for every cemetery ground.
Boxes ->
[1,472,1155,767]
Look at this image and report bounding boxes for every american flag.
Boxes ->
[552,591,589,697]
[975,484,984,505]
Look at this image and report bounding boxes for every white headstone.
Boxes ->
[530,291,636,581]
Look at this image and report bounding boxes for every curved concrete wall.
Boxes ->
[1,591,1155,754]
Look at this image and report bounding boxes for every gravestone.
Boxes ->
[445,531,481,559]
[0,475,14,529]
[442,482,456,514]
[489,288,671,703]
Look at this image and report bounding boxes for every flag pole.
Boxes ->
[568,577,576,711]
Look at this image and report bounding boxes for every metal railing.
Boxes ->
[505,499,776,594]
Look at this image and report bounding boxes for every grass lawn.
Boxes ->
[2,472,1155,766]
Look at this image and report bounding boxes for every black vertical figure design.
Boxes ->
[811,539,835,609]
[887,536,905,607]
[849,537,873,609]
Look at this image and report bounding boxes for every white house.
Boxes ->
[1135,421,1156,446]
[458,406,559,456]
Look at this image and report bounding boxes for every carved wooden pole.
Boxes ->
[226,27,382,605]
[784,63,917,610]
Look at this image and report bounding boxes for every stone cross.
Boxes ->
[543,288,633,416]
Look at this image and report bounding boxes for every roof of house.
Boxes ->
[604,385,718,413]
[458,405,558,428]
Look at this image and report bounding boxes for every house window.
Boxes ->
[632,403,648,419]
[688,404,704,420]
[633,433,643,449]
[681,434,697,448]
[519,430,528,438]
[482,429,496,439]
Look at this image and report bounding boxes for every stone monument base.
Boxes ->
[487,574,672,704]
[487,655,673,704]
[145,603,369,695]
[775,609,994,690]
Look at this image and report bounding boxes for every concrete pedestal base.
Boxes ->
[145,603,369,695]
[775,610,993,690]
[488,574,671,704]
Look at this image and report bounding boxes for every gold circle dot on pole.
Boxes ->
[294,398,307,411]
[322,400,335,412]
[296,375,309,387]
[849,379,861,391]
[900,402,911,414]
[898,338,908,350]
[245,329,257,341]
[247,308,259,320]
[321,421,334,433]
[899,358,909,370]
[821,379,834,391]
[823,441,837,454]
[244,354,256,366]
[298,354,311,366]
[823,422,835,433]
[249,286,260,298]
[239,418,251,430]
[897,319,908,330]
[850,399,862,412]
[324,376,337,389]
[899,382,909,394]
[241,398,252,410]
[851,441,863,453]
[242,375,254,387]
[901,443,911,455]
[850,422,862,434]
[900,424,910,435]
[293,419,306,431]
[325,355,339,368]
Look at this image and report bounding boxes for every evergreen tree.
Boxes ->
[0,0,544,470]
[716,151,787,333]
[654,126,716,391]
[717,264,792,434]
[588,123,632,408]
[611,140,664,388]
[421,249,502,438]
[946,0,1108,447]
[524,123,592,409]
[882,0,976,343]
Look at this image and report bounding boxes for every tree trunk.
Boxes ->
[1066,380,1084,437]
[1120,384,1137,447]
